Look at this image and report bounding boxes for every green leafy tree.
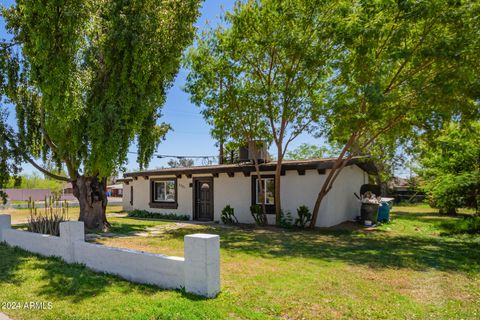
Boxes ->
[286,143,340,160]
[5,172,64,193]
[184,22,272,221]
[0,117,22,204]
[0,44,22,204]
[309,0,480,227]
[167,158,194,168]
[417,122,480,214]
[185,0,333,224]
[1,0,201,230]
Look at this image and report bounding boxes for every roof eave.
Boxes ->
[123,156,376,178]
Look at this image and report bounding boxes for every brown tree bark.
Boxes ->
[251,142,268,224]
[219,141,224,164]
[72,176,110,231]
[309,133,358,228]
[274,146,283,225]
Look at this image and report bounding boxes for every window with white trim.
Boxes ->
[256,178,275,205]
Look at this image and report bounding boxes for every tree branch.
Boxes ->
[0,42,21,50]
[383,19,436,95]
[359,114,405,150]
[24,154,71,182]
[375,10,401,59]
[3,132,71,182]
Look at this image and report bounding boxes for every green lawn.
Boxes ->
[0,206,479,319]
[2,205,124,224]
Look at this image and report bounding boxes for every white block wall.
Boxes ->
[0,215,220,298]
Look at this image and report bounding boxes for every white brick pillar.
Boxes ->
[184,233,220,298]
[0,214,11,242]
[59,221,85,263]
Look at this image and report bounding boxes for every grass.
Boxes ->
[106,217,171,234]
[0,206,479,319]
[2,205,124,224]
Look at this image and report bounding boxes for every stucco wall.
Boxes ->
[123,165,367,227]
[213,172,254,223]
[123,175,193,219]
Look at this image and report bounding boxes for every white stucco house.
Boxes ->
[119,157,375,227]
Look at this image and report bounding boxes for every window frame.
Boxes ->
[255,178,275,206]
[251,175,276,214]
[149,178,178,209]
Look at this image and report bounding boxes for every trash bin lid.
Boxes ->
[380,197,394,203]
[360,184,381,196]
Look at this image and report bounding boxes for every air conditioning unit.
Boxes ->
[239,140,269,163]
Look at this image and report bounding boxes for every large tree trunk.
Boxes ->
[274,147,283,225]
[72,176,109,231]
[310,154,355,228]
[253,157,268,224]
[219,141,224,164]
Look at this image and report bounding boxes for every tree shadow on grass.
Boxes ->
[105,217,170,234]
[0,243,163,303]
[392,210,470,223]
[0,244,27,285]
[161,224,480,274]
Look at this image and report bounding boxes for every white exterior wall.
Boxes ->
[123,175,194,219]
[213,172,254,224]
[123,165,367,227]
[122,183,133,211]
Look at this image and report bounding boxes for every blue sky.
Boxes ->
[0,0,323,175]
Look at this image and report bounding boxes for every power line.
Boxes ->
[128,151,218,159]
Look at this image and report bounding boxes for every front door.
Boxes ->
[194,178,213,221]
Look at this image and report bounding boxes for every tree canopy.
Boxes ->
[167,158,194,168]
[309,0,480,226]
[185,0,479,226]
[0,46,21,204]
[185,0,334,222]
[416,121,480,214]
[1,0,201,178]
[0,0,201,229]
[286,143,338,160]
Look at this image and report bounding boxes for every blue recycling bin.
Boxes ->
[378,200,392,222]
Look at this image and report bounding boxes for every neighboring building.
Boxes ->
[119,157,375,227]
[387,176,424,203]
[0,188,54,201]
[1,183,77,202]
[106,184,123,197]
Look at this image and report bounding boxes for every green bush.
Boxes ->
[441,216,480,235]
[294,205,312,228]
[279,210,294,228]
[127,210,190,221]
[417,122,480,214]
[250,204,267,226]
[221,205,238,224]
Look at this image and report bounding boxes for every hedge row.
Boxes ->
[127,209,190,221]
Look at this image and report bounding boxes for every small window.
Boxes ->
[256,178,275,205]
[150,179,178,209]
[130,186,133,206]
